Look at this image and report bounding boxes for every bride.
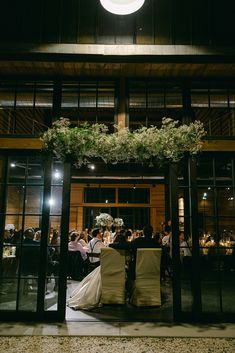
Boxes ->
[67,266,102,310]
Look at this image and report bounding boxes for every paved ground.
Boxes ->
[0,321,235,353]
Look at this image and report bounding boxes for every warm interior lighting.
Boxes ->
[100,0,145,15]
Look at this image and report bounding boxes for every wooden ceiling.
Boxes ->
[1,60,235,78]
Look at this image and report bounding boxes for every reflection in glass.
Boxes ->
[50,187,63,215]
[197,188,214,217]
[18,277,38,312]
[196,156,213,182]
[25,186,43,214]
[6,185,24,214]
[0,278,18,311]
[8,157,26,183]
[27,157,44,184]
[24,215,41,231]
[215,158,232,181]
[217,188,235,216]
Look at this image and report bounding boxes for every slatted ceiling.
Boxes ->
[0,61,235,78]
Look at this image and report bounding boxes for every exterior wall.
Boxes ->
[1,0,234,46]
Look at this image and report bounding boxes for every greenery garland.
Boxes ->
[41,117,206,167]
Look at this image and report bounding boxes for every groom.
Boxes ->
[87,228,105,271]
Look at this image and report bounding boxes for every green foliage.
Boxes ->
[41,117,206,167]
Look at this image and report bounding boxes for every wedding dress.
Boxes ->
[67,266,102,310]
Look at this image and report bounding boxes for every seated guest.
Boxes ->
[132,225,159,249]
[78,231,88,247]
[20,228,40,276]
[109,230,131,250]
[88,228,105,268]
[68,232,88,261]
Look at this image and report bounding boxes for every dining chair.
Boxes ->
[100,247,126,305]
[130,248,162,306]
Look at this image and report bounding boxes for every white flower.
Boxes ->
[42,117,206,167]
[95,213,113,227]
[113,218,124,227]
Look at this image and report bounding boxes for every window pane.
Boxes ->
[84,188,115,203]
[217,188,235,217]
[8,157,26,183]
[118,188,149,203]
[50,186,63,215]
[25,186,43,214]
[27,157,44,184]
[6,185,24,214]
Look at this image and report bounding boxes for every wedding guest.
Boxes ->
[68,232,88,261]
[78,231,88,247]
[132,225,159,249]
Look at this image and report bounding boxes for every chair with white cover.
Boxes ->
[100,247,126,305]
[130,248,162,307]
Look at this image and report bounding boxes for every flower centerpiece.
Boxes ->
[95,213,113,228]
[113,218,124,228]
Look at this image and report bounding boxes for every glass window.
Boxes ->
[6,185,25,214]
[25,186,43,214]
[217,188,235,217]
[215,157,232,180]
[27,157,44,185]
[8,157,26,183]
[197,188,215,217]
[84,188,116,203]
[0,81,52,136]
[118,188,149,203]
[61,81,115,129]
[49,186,63,215]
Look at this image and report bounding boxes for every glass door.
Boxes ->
[0,154,70,321]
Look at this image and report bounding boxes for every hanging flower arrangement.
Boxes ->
[41,117,205,167]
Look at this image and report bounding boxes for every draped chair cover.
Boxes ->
[130,248,162,307]
[100,248,126,305]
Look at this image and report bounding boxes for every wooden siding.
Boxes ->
[1,138,235,152]
[0,0,235,46]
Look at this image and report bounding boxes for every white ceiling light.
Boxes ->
[100,0,145,15]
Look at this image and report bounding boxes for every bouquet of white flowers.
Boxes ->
[96,213,113,227]
[113,218,124,228]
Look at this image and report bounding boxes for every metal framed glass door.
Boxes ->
[0,153,70,321]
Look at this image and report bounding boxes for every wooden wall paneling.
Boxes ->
[70,184,83,205]
[41,0,62,43]
[173,0,192,45]
[78,0,97,44]
[16,0,43,43]
[135,0,154,44]
[154,0,173,44]
[191,0,209,45]
[115,15,135,44]
[97,10,115,44]
[0,1,12,42]
[150,184,165,232]
[61,0,79,43]
[210,0,235,46]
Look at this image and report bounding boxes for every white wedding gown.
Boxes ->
[67,266,102,310]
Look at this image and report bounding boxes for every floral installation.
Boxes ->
[42,117,206,167]
[113,218,124,228]
[95,213,113,228]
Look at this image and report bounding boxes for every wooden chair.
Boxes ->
[67,251,85,280]
[100,247,126,305]
[130,248,162,307]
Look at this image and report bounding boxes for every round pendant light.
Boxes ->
[100,0,145,15]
